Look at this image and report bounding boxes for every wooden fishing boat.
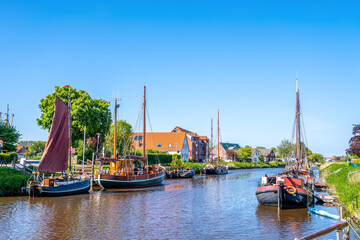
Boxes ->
[256,77,314,208]
[201,110,228,175]
[27,89,91,197]
[95,86,165,189]
[165,167,195,178]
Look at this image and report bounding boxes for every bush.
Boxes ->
[147,153,173,166]
[0,153,17,163]
[0,168,29,196]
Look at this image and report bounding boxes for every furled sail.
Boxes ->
[38,97,69,173]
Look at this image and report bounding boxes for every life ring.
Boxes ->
[286,186,297,194]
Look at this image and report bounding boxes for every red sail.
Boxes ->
[38,97,69,173]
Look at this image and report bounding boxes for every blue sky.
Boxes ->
[0,1,359,156]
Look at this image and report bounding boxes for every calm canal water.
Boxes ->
[0,168,358,239]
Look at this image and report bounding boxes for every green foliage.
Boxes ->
[28,141,46,156]
[0,153,18,163]
[308,153,324,162]
[258,154,264,163]
[0,123,21,152]
[105,120,133,157]
[256,146,266,149]
[147,153,173,166]
[37,86,111,146]
[277,139,292,158]
[321,163,360,215]
[236,147,251,162]
[0,168,29,196]
[75,139,95,162]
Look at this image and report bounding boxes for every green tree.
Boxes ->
[277,139,293,158]
[308,153,324,162]
[28,141,46,156]
[37,86,111,147]
[0,123,21,152]
[236,147,252,162]
[105,120,133,157]
[258,154,264,163]
[256,146,266,149]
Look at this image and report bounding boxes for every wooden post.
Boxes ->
[339,204,343,220]
[91,152,95,189]
[356,196,359,208]
[278,186,282,210]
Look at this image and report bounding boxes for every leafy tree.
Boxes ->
[347,124,360,157]
[226,149,236,161]
[105,120,133,157]
[236,147,252,162]
[256,146,266,149]
[28,141,46,156]
[277,139,293,158]
[258,154,264,163]
[308,153,324,162]
[0,123,21,152]
[37,86,111,147]
[271,147,277,152]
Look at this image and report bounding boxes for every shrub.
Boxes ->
[0,153,17,163]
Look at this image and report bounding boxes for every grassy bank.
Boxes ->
[0,168,29,197]
[320,163,360,217]
[171,160,286,174]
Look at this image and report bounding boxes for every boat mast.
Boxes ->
[68,85,72,175]
[211,118,213,162]
[114,98,119,158]
[143,86,146,158]
[217,109,220,164]
[296,75,301,166]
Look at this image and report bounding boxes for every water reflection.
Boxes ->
[0,168,357,240]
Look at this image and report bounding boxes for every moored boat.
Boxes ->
[201,109,228,175]
[165,167,195,178]
[256,175,308,208]
[315,193,335,203]
[94,86,165,189]
[27,90,91,197]
[255,76,314,208]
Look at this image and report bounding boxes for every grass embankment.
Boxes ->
[171,161,286,174]
[321,163,360,217]
[0,168,29,197]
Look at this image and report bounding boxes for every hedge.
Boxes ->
[0,153,18,163]
[147,153,173,166]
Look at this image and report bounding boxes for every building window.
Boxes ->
[169,144,172,148]
[157,144,162,148]
[134,135,143,141]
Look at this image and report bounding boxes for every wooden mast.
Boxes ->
[114,98,118,158]
[68,85,72,175]
[142,86,146,158]
[217,109,220,164]
[5,104,9,125]
[296,76,301,165]
[211,118,213,162]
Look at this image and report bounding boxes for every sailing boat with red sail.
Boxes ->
[27,90,91,196]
